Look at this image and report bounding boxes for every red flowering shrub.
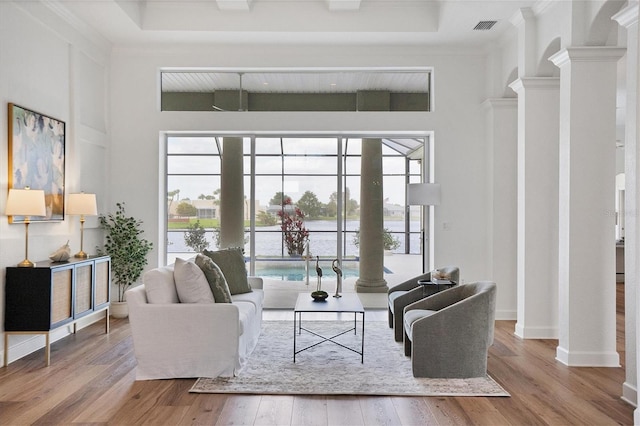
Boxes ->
[277,198,309,256]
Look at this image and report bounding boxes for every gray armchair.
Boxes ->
[403,281,496,378]
[387,266,459,342]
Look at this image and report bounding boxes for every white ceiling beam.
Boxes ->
[326,0,362,11]
[216,0,253,11]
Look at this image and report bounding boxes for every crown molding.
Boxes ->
[509,77,559,93]
[550,47,627,68]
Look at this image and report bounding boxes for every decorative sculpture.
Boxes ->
[332,258,342,298]
[311,256,328,301]
[304,241,311,286]
[315,255,323,291]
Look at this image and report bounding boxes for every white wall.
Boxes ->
[0,2,111,362]
[0,4,519,362]
[109,45,496,287]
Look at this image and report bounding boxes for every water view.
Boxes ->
[167,220,420,280]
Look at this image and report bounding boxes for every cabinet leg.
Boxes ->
[4,333,8,367]
[45,333,50,367]
[105,308,110,334]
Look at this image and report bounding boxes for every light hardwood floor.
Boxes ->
[0,284,634,425]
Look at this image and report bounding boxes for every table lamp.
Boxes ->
[5,187,47,267]
[67,193,97,258]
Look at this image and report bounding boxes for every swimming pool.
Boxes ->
[253,259,392,281]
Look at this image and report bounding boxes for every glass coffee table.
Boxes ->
[293,293,365,363]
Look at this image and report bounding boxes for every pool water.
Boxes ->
[254,261,392,281]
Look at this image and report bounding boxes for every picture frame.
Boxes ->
[8,103,65,222]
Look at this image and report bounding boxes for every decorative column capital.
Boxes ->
[549,47,626,68]
[612,3,639,29]
[481,98,517,110]
[509,77,560,94]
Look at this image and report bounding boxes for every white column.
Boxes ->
[220,137,245,249]
[483,98,518,321]
[509,78,560,338]
[550,47,625,366]
[356,138,388,293]
[615,1,639,409]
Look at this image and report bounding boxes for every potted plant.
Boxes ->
[277,197,309,256]
[98,202,153,318]
[353,227,401,254]
[184,220,210,252]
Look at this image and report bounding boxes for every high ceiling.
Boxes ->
[49,0,539,95]
[55,0,538,47]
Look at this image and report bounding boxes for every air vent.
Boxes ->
[473,20,497,31]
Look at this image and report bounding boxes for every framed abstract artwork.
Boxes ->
[8,103,65,222]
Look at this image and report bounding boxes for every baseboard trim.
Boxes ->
[514,322,558,339]
[495,309,516,321]
[622,382,638,407]
[556,346,621,367]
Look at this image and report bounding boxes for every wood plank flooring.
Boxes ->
[0,284,634,425]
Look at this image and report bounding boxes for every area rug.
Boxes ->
[190,320,509,397]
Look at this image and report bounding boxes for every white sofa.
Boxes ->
[126,263,264,380]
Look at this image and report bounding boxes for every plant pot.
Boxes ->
[110,301,129,319]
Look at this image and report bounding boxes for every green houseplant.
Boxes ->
[184,220,210,252]
[353,228,401,252]
[98,202,153,313]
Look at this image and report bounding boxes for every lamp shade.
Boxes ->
[67,193,97,216]
[407,183,441,206]
[5,188,46,216]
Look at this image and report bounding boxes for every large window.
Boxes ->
[166,135,425,280]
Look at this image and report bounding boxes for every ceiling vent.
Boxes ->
[473,20,497,31]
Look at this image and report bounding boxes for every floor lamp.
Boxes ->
[407,183,441,273]
[67,193,98,258]
[5,188,47,267]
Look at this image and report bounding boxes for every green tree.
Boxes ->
[296,191,323,218]
[184,220,209,252]
[257,210,278,226]
[198,190,218,200]
[353,228,400,251]
[326,188,358,217]
[327,192,337,217]
[269,192,290,206]
[176,201,197,216]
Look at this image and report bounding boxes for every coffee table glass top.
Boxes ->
[294,293,364,313]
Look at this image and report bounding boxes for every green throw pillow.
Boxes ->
[202,248,252,295]
[195,254,232,303]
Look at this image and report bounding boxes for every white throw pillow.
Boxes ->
[144,265,179,304]
[173,258,215,303]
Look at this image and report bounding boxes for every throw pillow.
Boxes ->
[144,265,179,304]
[195,253,232,303]
[202,248,252,295]
[173,258,215,303]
